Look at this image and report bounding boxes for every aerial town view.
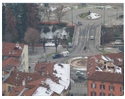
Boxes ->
[2,2,124,96]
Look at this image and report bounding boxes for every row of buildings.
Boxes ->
[2,42,124,96]
[2,42,70,96]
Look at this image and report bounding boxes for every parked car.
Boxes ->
[75,71,84,76]
[119,14,123,18]
[114,40,122,44]
[78,21,82,26]
[52,53,62,59]
[78,75,86,80]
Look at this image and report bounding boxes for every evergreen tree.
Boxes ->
[2,4,6,41]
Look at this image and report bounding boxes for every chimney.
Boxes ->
[22,79,26,86]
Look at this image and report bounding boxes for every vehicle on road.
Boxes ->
[52,53,62,59]
[60,51,69,57]
[119,14,123,18]
[114,40,122,44]
[75,71,84,76]
[83,46,87,50]
[78,21,82,26]
[90,35,94,40]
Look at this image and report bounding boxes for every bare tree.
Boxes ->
[24,27,40,52]
[54,5,66,23]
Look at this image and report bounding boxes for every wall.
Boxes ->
[20,45,29,72]
[87,80,124,96]
[5,83,15,96]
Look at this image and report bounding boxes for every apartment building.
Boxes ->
[87,53,124,96]
[2,42,29,72]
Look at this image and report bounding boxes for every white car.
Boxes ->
[90,36,94,40]
[114,40,121,44]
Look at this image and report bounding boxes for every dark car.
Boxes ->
[52,53,62,59]
[119,15,123,18]
[78,75,86,80]
[78,22,82,26]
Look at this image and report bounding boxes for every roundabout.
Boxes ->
[68,57,88,71]
[78,11,101,20]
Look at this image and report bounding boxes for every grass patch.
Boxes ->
[95,7,103,9]
[99,49,111,54]
[79,12,89,18]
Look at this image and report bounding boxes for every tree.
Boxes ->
[24,27,40,52]
[5,7,19,42]
[54,5,66,23]
[26,3,40,29]
[5,3,27,42]
[2,4,6,41]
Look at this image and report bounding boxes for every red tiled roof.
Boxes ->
[21,85,39,96]
[27,78,46,86]
[2,42,24,57]
[104,52,124,66]
[35,62,55,75]
[35,62,60,83]
[5,71,46,86]
[9,86,25,96]
[2,57,20,69]
[88,71,124,84]
[87,53,124,76]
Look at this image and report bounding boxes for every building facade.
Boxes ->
[2,42,29,72]
[87,53,124,96]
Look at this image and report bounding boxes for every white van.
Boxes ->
[60,51,69,57]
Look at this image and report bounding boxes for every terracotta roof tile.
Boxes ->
[9,86,25,96]
[35,62,55,76]
[2,57,20,68]
[5,71,46,86]
[2,42,24,57]
[87,53,124,76]
[27,78,46,86]
[21,85,39,96]
[88,71,124,84]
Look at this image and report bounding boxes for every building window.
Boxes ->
[8,86,11,92]
[91,91,96,96]
[100,92,105,96]
[104,61,106,64]
[91,83,96,88]
[120,86,124,92]
[109,93,114,96]
[100,84,105,90]
[109,85,114,91]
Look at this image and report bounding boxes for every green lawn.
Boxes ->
[79,12,89,18]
